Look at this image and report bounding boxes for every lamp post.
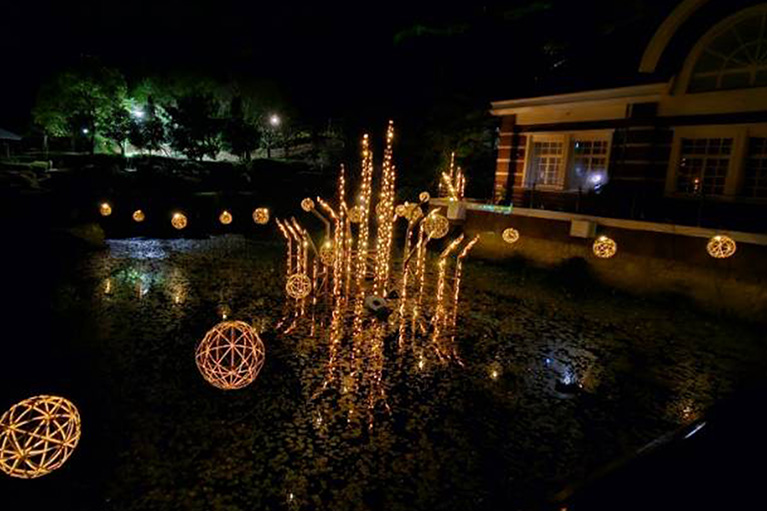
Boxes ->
[267,113,280,159]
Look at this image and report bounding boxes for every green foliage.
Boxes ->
[128,97,167,155]
[32,60,127,153]
[166,93,222,161]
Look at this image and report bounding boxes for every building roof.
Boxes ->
[0,128,21,141]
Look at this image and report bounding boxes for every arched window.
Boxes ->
[688,7,767,92]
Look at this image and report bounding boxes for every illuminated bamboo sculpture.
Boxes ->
[195,320,266,390]
[99,202,112,217]
[171,212,188,230]
[275,121,481,430]
[253,208,270,225]
[592,236,617,258]
[707,235,737,259]
[440,152,466,201]
[132,209,146,222]
[502,227,520,244]
[219,210,233,225]
[0,395,81,479]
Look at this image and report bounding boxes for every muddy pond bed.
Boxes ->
[1,235,765,511]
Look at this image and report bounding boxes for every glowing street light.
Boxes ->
[132,108,145,119]
[269,114,281,127]
[82,128,89,135]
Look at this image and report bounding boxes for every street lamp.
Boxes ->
[132,108,145,120]
[266,113,281,158]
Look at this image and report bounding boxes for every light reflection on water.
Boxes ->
[67,236,765,510]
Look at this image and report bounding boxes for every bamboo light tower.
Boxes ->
[0,395,81,479]
[274,122,481,429]
[195,320,266,390]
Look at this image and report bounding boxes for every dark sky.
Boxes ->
[1,1,674,132]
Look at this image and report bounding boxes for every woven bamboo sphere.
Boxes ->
[301,198,315,212]
[0,395,81,479]
[502,227,520,244]
[419,191,431,202]
[132,209,146,222]
[707,235,737,259]
[171,212,188,230]
[286,273,312,299]
[99,202,112,217]
[348,205,363,224]
[253,208,270,225]
[195,320,266,390]
[319,242,334,266]
[424,214,449,239]
[592,236,617,259]
[219,210,233,225]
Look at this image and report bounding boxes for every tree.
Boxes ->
[100,105,131,155]
[128,96,167,155]
[222,96,260,162]
[32,60,127,154]
[166,92,222,161]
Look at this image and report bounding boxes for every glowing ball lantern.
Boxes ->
[707,235,737,259]
[286,273,312,299]
[423,214,450,239]
[132,209,146,223]
[171,212,188,230]
[99,202,112,217]
[592,235,617,259]
[419,191,431,202]
[348,205,364,224]
[195,320,266,390]
[301,198,315,212]
[253,208,270,225]
[0,395,81,479]
[219,210,233,225]
[502,227,520,245]
[319,242,334,266]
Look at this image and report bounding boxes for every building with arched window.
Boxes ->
[491,0,767,232]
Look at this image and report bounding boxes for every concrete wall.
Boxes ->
[460,209,767,321]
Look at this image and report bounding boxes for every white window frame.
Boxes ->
[666,124,767,198]
[523,130,613,191]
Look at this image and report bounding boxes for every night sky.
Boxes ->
[1,1,674,132]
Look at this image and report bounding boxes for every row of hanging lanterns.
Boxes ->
[99,202,271,229]
[500,226,737,259]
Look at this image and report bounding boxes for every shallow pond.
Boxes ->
[1,236,765,511]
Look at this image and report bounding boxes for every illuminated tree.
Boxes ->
[31,59,127,154]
